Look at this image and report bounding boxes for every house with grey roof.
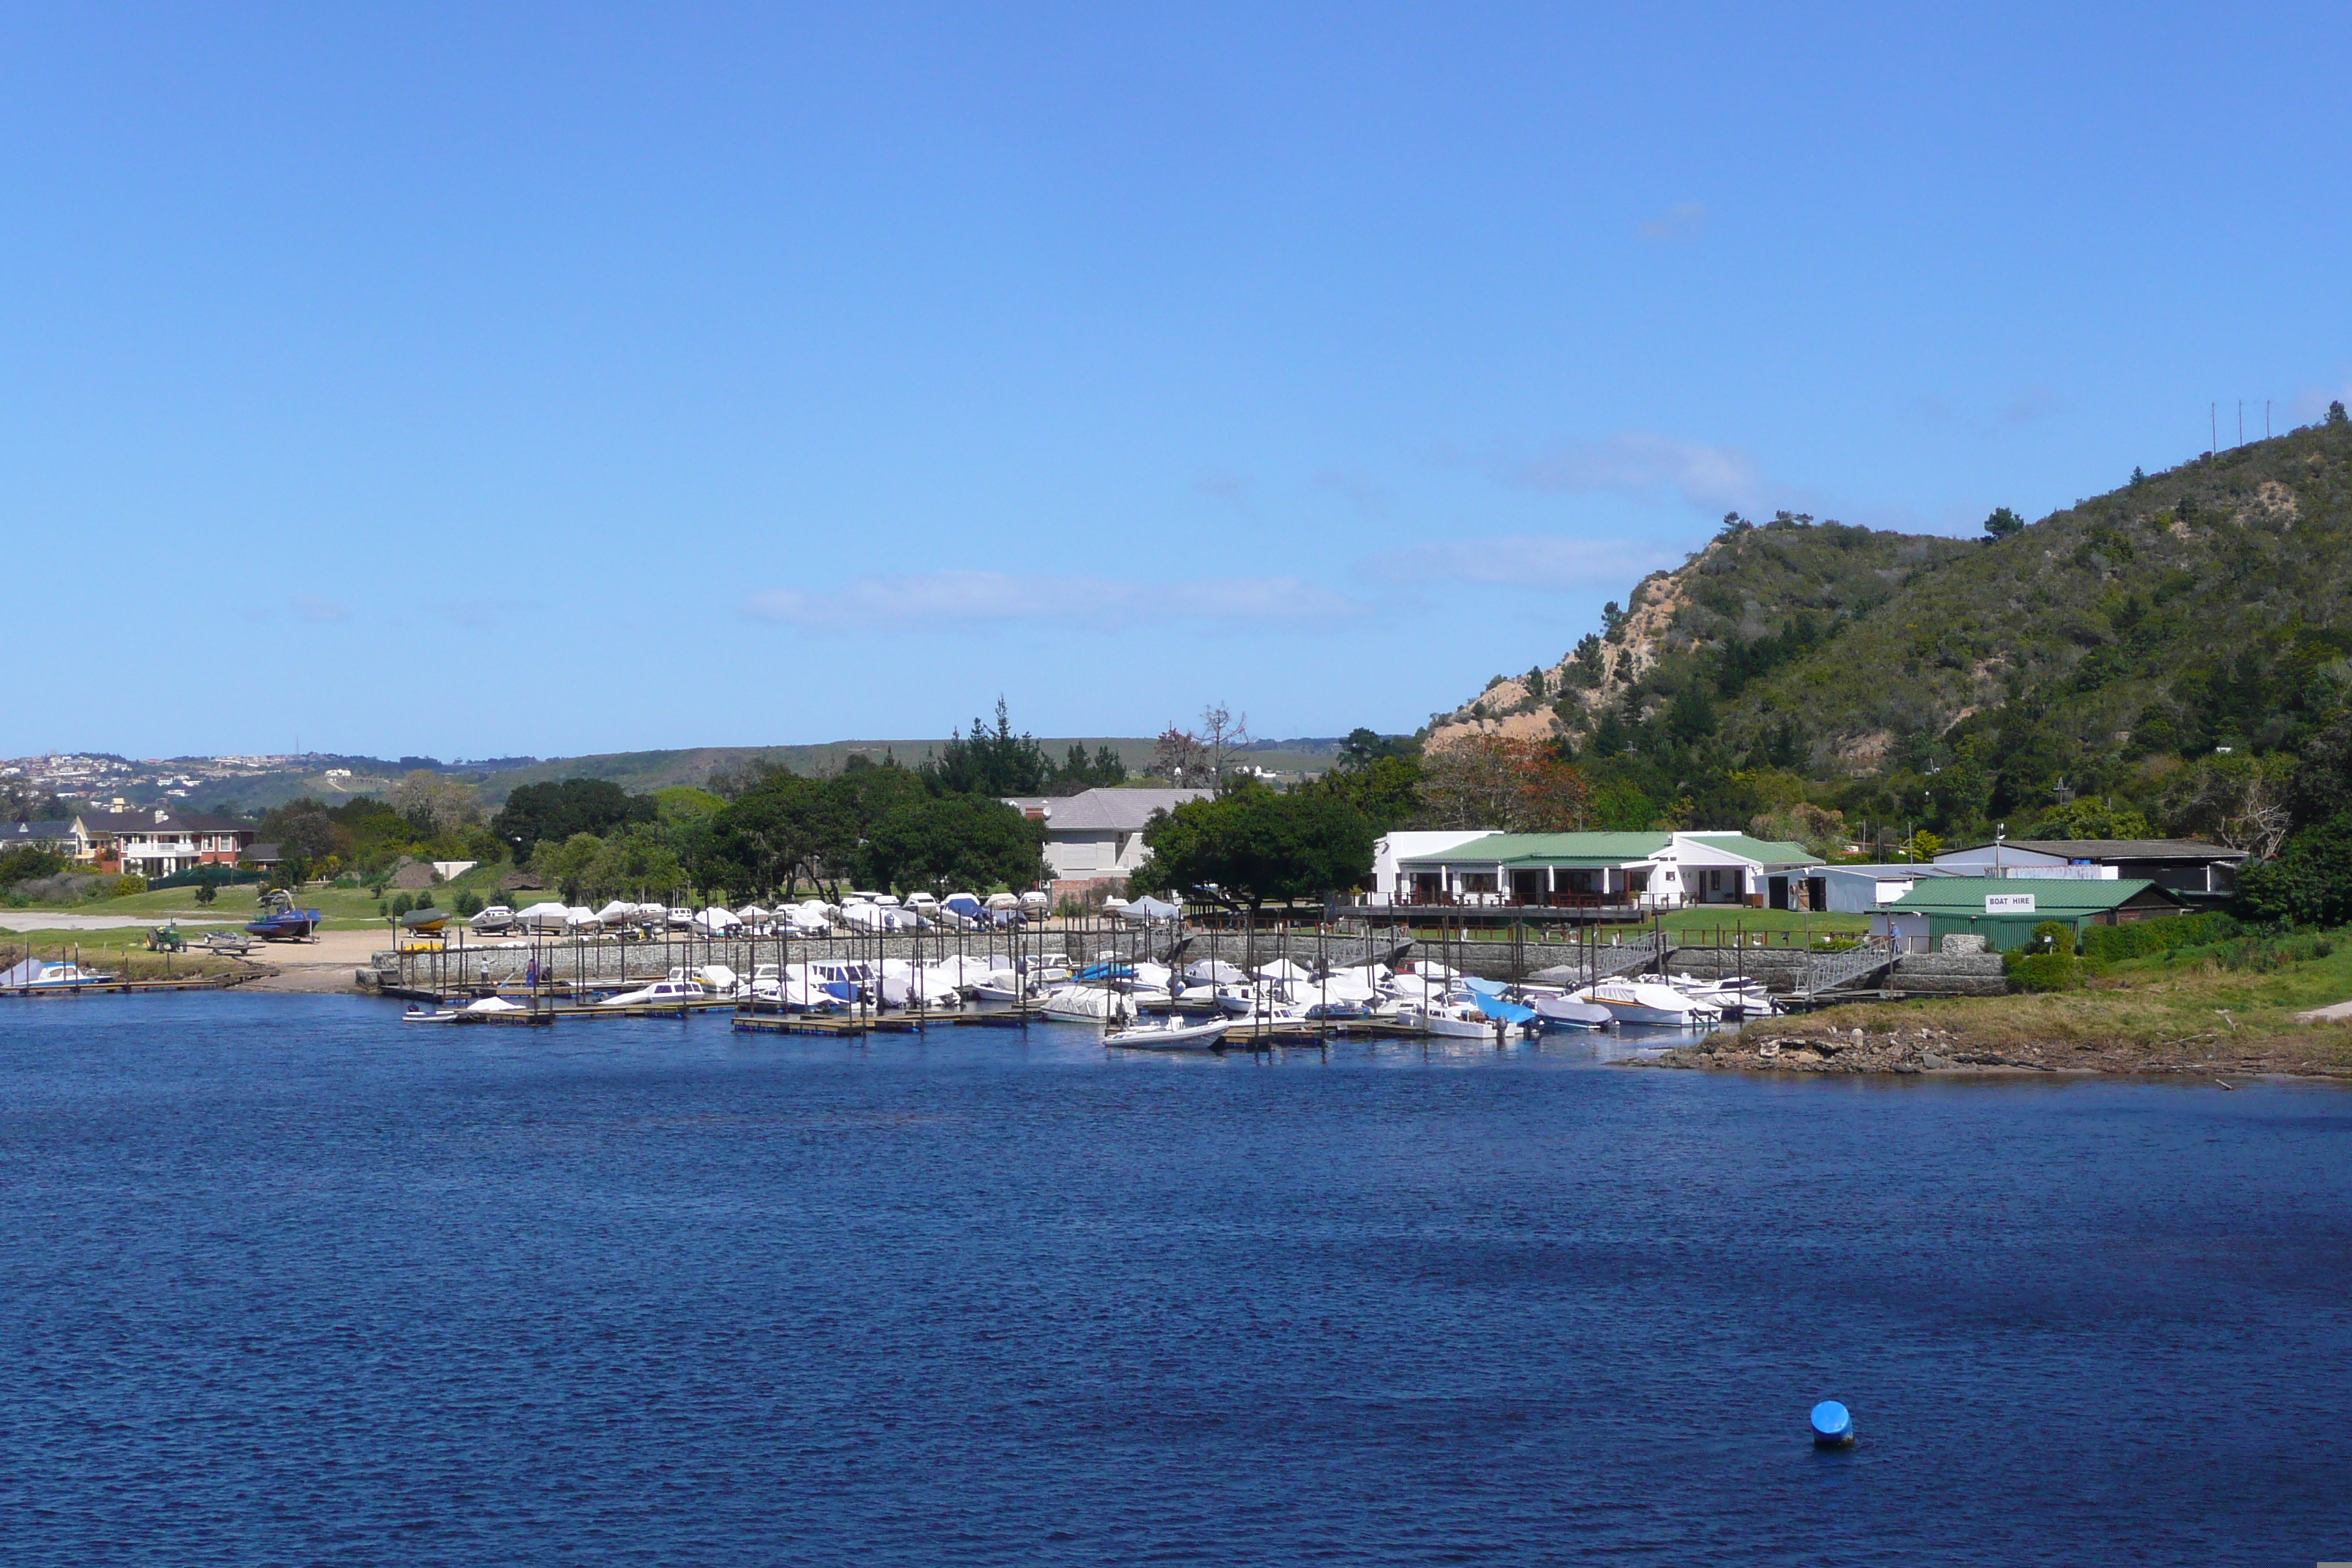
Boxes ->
[1003,787,1212,891]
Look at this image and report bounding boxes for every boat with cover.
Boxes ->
[1103,1017,1235,1052]
[1532,996,1615,1031]
[1578,978,1722,1027]
[1041,986,1129,1022]
[469,905,517,932]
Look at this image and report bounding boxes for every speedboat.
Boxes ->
[514,901,572,932]
[469,905,517,933]
[1104,1017,1235,1052]
[246,892,323,941]
[1580,979,1722,1027]
[402,1003,460,1023]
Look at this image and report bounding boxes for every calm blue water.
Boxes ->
[1,995,2347,1566]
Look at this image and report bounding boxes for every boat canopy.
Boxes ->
[1467,990,1537,1024]
[1123,895,1182,921]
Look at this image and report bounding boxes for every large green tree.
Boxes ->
[860,794,1045,894]
[492,778,657,862]
[1130,783,1376,913]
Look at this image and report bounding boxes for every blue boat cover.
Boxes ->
[1468,990,1537,1024]
[1460,976,1508,997]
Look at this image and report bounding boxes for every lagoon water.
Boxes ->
[1,995,2347,1566]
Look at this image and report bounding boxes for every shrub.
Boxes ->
[390,893,413,917]
[2078,912,2240,961]
[2004,950,2078,992]
[2236,812,2352,927]
[412,890,435,911]
[0,847,65,886]
[453,890,484,918]
[113,875,148,897]
[2028,920,2076,955]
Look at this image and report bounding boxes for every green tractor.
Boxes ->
[146,924,187,954]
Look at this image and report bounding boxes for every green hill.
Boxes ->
[1435,410,2352,843]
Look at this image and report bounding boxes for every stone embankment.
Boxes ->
[1640,1020,2352,1079]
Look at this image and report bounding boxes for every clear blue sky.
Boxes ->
[9,4,2349,761]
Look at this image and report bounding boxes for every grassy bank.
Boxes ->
[1662,928,2352,1078]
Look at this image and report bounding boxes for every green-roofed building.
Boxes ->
[1376,829,1815,913]
[1869,875,2185,952]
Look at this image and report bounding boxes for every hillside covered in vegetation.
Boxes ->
[1426,408,2352,858]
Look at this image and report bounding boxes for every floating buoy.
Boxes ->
[1811,1400,1855,1447]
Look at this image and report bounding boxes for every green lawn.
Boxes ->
[4,879,474,932]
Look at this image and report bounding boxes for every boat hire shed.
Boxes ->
[1377,830,1813,911]
[1870,876,2185,951]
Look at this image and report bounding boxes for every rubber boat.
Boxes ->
[1103,1017,1235,1052]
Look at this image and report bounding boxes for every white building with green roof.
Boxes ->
[1372,829,1814,912]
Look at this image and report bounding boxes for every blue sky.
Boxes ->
[8,4,2350,761]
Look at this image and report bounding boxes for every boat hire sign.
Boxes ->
[1984,892,2038,914]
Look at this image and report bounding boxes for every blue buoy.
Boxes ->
[1810,1400,1855,1447]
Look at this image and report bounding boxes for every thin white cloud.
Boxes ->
[741,570,1356,627]
[290,595,348,623]
[1637,201,1708,241]
[2000,384,2059,426]
[1194,471,1251,510]
[1315,468,1390,520]
[1503,433,1765,512]
[440,600,521,629]
[1357,535,1676,589]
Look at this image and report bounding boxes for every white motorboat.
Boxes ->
[1104,1017,1235,1052]
[1580,979,1722,1027]
[401,1003,460,1023]
[513,901,572,932]
[594,900,639,929]
[1672,974,1779,1018]
[468,905,517,933]
[598,977,706,1008]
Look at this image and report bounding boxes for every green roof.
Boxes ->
[1675,833,1813,864]
[1886,876,2173,914]
[1395,832,1669,867]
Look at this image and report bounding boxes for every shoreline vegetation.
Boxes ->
[1644,927,2352,1079]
